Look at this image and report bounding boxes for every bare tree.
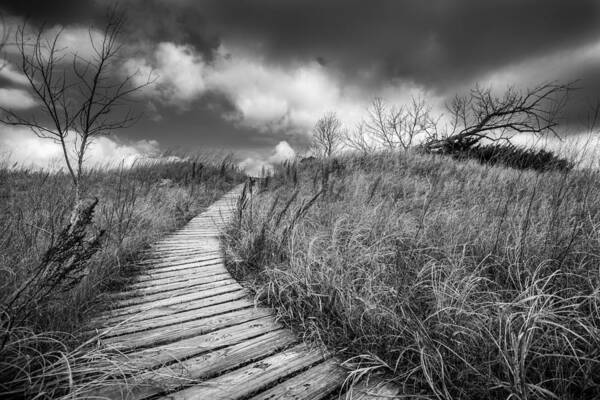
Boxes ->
[364,96,437,151]
[0,10,152,201]
[312,112,344,158]
[344,121,376,154]
[365,97,395,149]
[424,82,572,153]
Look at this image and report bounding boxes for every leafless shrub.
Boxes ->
[364,96,437,151]
[344,122,376,155]
[424,82,573,153]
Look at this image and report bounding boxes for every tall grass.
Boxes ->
[0,154,245,398]
[224,151,600,399]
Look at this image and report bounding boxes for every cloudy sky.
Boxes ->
[1,1,600,172]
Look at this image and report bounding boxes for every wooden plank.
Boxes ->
[150,240,219,247]
[161,344,327,400]
[109,273,231,299]
[135,256,222,270]
[249,358,346,400]
[100,284,243,319]
[136,259,223,275]
[97,298,254,337]
[123,269,230,290]
[111,279,238,308]
[159,233,219,236]
[152,239,219,245]
[122,316,282,370]
[132,264,227,283]
[144,251,220,260]
[127,261,226,281]
[139,250,219,259]
[148,242,218,247]
[103,308,273,351]
[145,247,219,255]
[137,253,220,264]
[87,330,297,400]
[91,290,250,328]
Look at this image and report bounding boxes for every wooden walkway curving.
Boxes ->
[89,186,399,399]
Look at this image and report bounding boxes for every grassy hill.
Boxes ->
[224,150,600,400]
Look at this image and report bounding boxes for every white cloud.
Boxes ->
[123,42,207,109]
[0,60,29,85]
[238,157,271,177]
[0,88,37,109]
[124,42,437,139]
[53,26,106,61]
[206,48,347,132]
[3,20,107,62]
[268,140,296,163]
[238,140,296,176]
[479,39,600,91]
[0,126,161,170]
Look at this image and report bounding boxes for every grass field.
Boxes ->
[224,150,600,399]
[0,154,245,398]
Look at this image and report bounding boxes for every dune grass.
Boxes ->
[224,151,600,399]
[0,154,245,398]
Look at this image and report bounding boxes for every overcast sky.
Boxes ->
[1,1,600,172]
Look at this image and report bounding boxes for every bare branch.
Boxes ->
[424,82,573,153]
[364,96,437,151]
[344,121,376,154]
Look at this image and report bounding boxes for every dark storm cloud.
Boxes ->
[0,0,102,25]
[0,0,219,55]
[195,0,600,90]
[3,0,600,146]
[5,1,599,91]
[116,1,219,57]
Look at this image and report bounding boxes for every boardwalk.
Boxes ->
[90,186,399,399]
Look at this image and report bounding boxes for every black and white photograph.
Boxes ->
[1,1,600,399]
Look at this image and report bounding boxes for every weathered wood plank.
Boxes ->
[124,268,229,290]
[87,330,297,400]
[134,257,222,271]
[111,279,238,308]
[132,264,227,283]
[135,259,223,275]
[140,253,221,263]
[160,344,327,400]
[137,254,221,265]
[92,290,250,328]
[103,308,273,351]
[122,316,282,370]
[139,251,219,260]
[109,273,231,299]
[97,298,254,337]
[249,358,346,400]
[150,240,219,247]
[99,284,243,319]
